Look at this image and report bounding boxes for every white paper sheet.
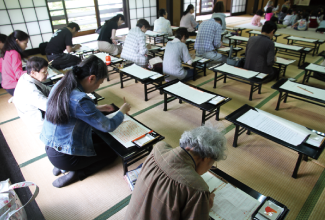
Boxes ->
[208,96,226,105]
[75,45,93,52]
[171,26,179,30]
[214,63,259,78]
[237,109,309,146]
[121,64,159,79]
[164,81,216,105]
[218,47,231,52]
[192,56,203,62]
[287,36,317,43]
[145,30,161,37]
[306,132,324,147]
[148,45,161,51]
[47,67,58,79]
[274,42,302,51]
[198,58,209,63]
[306,63,325,73]
[276,57,296,65]
[249,30,261,35]
[229,36,249,41]
[107,113,150,148]
[279,80,325,101]
[202,172,260,220]
[94,53,107,62]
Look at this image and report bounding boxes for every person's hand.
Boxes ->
[209,192,215,210]
[74,44,81,50]
[147,44,152,49]
[120,97,131,114]
[96,104,115,112]
[198,20,203,24]
[112,39,118,45]
[190,53,196,59]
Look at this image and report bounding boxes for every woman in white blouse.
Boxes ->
[13,57,51,133]
[180,4,202,36]
[154,9,173,36]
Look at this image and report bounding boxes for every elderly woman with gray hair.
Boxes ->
[125,126,227,220]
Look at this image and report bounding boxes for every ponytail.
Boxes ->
[46,55,108,125]
[183,4,194,16]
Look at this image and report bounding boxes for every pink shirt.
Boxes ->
[251,15,262,26]
[265,13,273,21]
[1,50,26,89]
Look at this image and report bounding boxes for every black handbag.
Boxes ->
[226,45,245,67]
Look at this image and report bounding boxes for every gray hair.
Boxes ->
[179,126,227,161]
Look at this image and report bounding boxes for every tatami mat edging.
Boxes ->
[93,195,131,220]
[296,168,325,220]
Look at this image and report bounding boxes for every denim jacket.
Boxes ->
[40,83,124,156]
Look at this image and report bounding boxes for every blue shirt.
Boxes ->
[40,82,124,156]
[194,19,222,55]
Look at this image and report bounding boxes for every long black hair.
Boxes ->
[183,4,194,16]
[106,14,125,24]
[1,30,29,59]
[46,55,108,125]
[213,2,224,13]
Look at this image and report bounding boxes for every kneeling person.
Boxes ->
[125,126,227,220]
[14,57,51,133]
[163,27,195,81]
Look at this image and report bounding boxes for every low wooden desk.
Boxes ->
[210,63,267,101]
[209,167,289,220]
[246,30,282,41]
[284,36,324,56]
[274,42,311,67]
[158,80,231,125]
[94,105,164,175]
[146,33,168,46]
[183,57,211,81]
[225,27,246,36]
[272,78,325,110]
[119,65,165,101]
[299,62,325,84]
[225,104,325,178]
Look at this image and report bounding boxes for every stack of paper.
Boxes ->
[171,26,179,30]
[106,113,151,148]
[198,58,209,63]
[276,57,295,65]
[111,56,123,63]
[208,96,226,105]
[201,172,260,220]
[274,42,302,51]
[237,108,322,146]
[148,45,161,51]
[306,63,325,73]
[122,64,160,79]
[280,80,325,100]
[164,82,216,105]
[214,63,259,78]
[287,36,317,43]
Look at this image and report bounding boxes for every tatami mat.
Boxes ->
[1,14,325,220]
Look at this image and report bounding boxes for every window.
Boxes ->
[200,0,214,14]
[47,0,130,35]
[0,0,53,50]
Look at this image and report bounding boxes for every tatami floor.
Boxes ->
[1,15,325,220]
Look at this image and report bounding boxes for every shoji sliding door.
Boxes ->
[0,0,53,51]
[128,0,157,28]
[230,0,247,15]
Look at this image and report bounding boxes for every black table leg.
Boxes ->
[292,153,303,178]
[223,74,227,83]
[249,84,254,101]
[201,110,206,126]
[120,72,124,88]
[284,92,288,103]
[275,91,282,110]
[123,159,128,175]
[203,63,207,76]
[233,125,240,147]
[179,99,182,104]
[214,72,217,88]
[258,84,262,94]
[144,84,148,101]
[303,154,308,162]
[215,107,220,121]
[302,71,308,84]
[193,63,197,81]
[163,93,167,111]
